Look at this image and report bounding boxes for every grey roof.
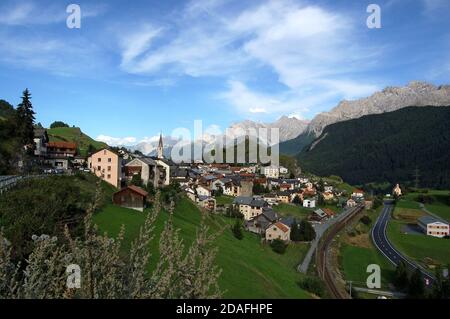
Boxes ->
[418,216,447,225]
[261,207,278,222]
[198,195,210,201]
[281,216,298,227]
[233,196,267,208]
[136,157,157,166]
[314,209,327,218]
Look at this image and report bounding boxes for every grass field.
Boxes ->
[47,127,108,156]
[94,197,312,298]
[215,195,234,206]
[387,204,450,269]
[273,203,312,220]
[397,190,450,222]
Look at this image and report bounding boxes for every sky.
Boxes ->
[0,0,449,146]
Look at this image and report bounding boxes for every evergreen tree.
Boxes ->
[270,239,287,254]
[16,89,35,147]
[408,269,425,299]
[299,219,316,242]
[393,261,409,290]
[130,174,143,187]
[290,219,302,242]
[232,219,243,240]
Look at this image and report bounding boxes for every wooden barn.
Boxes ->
[113,185,148,212]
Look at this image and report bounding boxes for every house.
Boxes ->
[113,185,148,212]
[312,208,327,221]
[393,184,402,197]
[223,178,242,197]
[322,208,336,218]
[418,216,449,238]
[246,207,278,235]
[324,185,333,192]
[196,185,212,197]
[197,195,216,211]
[263,166,279,179]
[303,199,316,208]
[352,189,365,199]
[280,183,294,191]
[364,200,373,210]
[279,166,289,174]
[124,157,160,188]
[322,191,334,201]
[89,149,122,188]
[46,141,77,170]
[346,198,357,207]
[33,127,48,157]
[277,191,291,204]
[233,196,268,220]
[184,187,197,202]
[154,158,176,187]
[263,193,279,206]
[265,222,291,242]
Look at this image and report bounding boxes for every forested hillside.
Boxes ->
[297,106,450,188]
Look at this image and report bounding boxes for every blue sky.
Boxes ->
[0,0,449,145]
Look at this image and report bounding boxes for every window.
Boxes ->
[97,166,101,171]
[107,174,111,179]
[108,158,112,163]
[98,158,101,162]
[108,166,111,171]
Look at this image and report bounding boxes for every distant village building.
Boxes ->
[418,216,449,238]
[303,199,316,208]
[113,185,148,212]
[46,141,77,170]
[233,196,268,220]
[393,184,402,197]
[89,149,122,188]
[263,166,279,179]
[346,198,357,207]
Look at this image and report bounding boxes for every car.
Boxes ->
[44,168,55,174]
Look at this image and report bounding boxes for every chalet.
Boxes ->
[279,166,288,174]
[418,216,449,238]
[312,208,327,221]
[113,185,148,212]
[324,185,333,192]
[265,222,290,242]
[352,189,365,200]
[223,178,241,197]
[303,199,316,208]
[124,157,159,188]
[46,141,77,170]
[89,149,123,188]
[262,166,279,179]
[245,207,278,235]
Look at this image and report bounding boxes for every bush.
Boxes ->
[298,276,326,297]
[50,121,69,129]
[360,215,372,226]
[270,239,287,254]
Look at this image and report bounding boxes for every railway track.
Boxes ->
[316,204,365,299]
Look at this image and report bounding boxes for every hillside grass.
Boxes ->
[215,195,234,206]
[273,203,312,220]
[47,127,107,156]
[400,190,450,222]
[94,197,312,299]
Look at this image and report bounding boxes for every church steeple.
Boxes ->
[157,133,164,159]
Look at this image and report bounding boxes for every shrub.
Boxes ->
[270,239,287,254]
[232,220,243,240]
[298,276,326,297]
[360,215,372,226]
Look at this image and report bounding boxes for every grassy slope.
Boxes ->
[400,190,450,222]
[94,197,311,299]
[215,195,234,206]
[47,127,108,156]
[339,208,395,290]
[273,203,312,220]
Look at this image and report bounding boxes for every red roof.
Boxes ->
[275,222,290,233]
[353,189,364,194]
[47,141,77,149]
[323,208,335,216]
[116,185,148,197]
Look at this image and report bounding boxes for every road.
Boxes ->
[298,205,362,273]
[371,201,435,286]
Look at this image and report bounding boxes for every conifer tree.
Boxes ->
[16,89,35,147]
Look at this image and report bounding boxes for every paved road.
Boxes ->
[298,205,361,273]
[371,201,435,286]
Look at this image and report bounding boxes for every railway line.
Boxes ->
[316,204,365,299]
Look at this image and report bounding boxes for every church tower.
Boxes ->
[157,133,164,159]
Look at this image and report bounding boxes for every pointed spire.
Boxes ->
[157,132,164,159]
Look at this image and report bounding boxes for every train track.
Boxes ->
[316,204,365,299]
